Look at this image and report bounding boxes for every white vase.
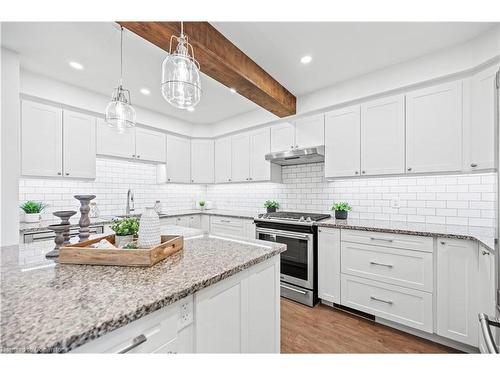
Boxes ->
[25,213,41,223]
[138,207,161,248]
[115,234,134,248]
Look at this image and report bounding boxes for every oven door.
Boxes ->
[256,227,314,289]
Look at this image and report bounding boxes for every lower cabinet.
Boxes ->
[209,216,255,240]
[195,257,280,353]
[318,228,341,304]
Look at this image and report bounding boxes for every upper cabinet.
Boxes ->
[96,118,136,159]
[270,115,324,152]
[191,139,214,183]
[231,132,250,182]
[21,100,95,179]
[406,81,463,174]
[465,65,498,171]
[324,105,361,178]
[294,114,324,149]
[135,127,166,163]
[249,128,272,181]
[63,110,96,179]
[166,135,191,183]
[214,137,232,183]
[21,100,63,177]
[360,95,405,176]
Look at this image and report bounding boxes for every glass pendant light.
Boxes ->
[105,26,136,133]
[161,21,202,109]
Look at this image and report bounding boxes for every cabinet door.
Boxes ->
[215,137,232,183]
[270,122,295,152]
[478,246,497,352]
[361,95,405,175]
[324,105,361,178]
[196,276,242,353]
[96,118,136,159]
[295,114,324,148]
[318,228,341,304]
[231,133,250,182]
[21,100,63,177]
[467,65,498,171]
[436,238,478,346]
[249,128,271,181]
[188,215,201,229]
[406,81,462,173]
[166,135,191,183]
[135,127,166,163]
[63,110,96,179]
[191,139,214,183]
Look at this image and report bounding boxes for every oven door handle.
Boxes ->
[256,228,311,240]
[281,284,307,295]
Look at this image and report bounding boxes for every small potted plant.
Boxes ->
[198,200,206,210]
[110,217,139,248]
[332,202,352,220]
[20,201,47,223]
[264,200,280,213]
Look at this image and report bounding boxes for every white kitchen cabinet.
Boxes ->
[166,135,191,183]
[21,100,63,177]
[270,122,295,152]
[294,114,324,149]
[324,105,361,178]
[465,65,498,171]
[318,227,341,304]
[135,127,166,163]
[478,245,497,352]
[62,110,96,179]
[96,118,136,159]
[231,132,250,182]
[173,216,189,227]
[249,127,271,181]
[436,238,479,346]
[210,216,245,238]
[188,214,201,229]
[406,81,463,174]
[214,136,232,183]
[244,219,256,240]
[360,95,405,176]
[195,257,279,353]
[191,139,214,183]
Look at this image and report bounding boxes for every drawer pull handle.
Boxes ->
[118,334,147,353]
[482,250,490,256]
[221,220,231,223]
[370,296,393,305]
[370,261,393,268]
[369,237,394,243]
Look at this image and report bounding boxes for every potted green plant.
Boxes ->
[20,201,47,223]
[332,202,352,220]
[198,200,206,210]
[264,200,280,213]
[110,217,139,248]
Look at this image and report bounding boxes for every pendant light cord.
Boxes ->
[180,21,184,38]
[120,26,124,86]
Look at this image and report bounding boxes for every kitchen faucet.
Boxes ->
[126,189,135,215]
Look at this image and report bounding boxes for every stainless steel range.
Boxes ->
[254,211,330,306]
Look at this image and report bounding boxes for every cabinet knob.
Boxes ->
[57,172,62,176]
[228,178,231,182]
[191,179,194,183]
[290,145,294,149]
[65,172,69,176]
[482,250,490,256]
[167,178,171,182]
[132,154,136,158]
[355,171,359,175]
[440,241,446,245]
[407,167,412,172]
[471,163,478,168]
[362,170,366,174]
[137,155,140,158]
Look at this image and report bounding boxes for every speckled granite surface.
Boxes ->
[20,209,260,234]
[0,226,285,353]
[316,218,496,251]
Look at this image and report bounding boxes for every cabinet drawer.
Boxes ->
[341,229,433,252]
[210,216,244,228]
[341,242,433,292]
[341,275,433,333]
[210,223,245,238]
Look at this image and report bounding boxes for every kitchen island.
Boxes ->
[0,225,285,353]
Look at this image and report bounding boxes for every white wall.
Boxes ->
[20,70,195,136]
[1,47,21,246]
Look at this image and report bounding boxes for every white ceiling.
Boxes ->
[213,22,496,96]
[2,22,496,125]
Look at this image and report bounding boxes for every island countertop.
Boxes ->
[0,226,285,353]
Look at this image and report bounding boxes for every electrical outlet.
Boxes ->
[178,301,193,329]
[391,198,400,209]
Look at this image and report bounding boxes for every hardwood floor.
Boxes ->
[281,298,460,353]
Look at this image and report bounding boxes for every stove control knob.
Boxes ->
[299,216,305,222]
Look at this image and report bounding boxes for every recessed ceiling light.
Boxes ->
[140,88,151,95]
[300,55,312,64]
[187,107,195,112]
[69,61,84,70]
[229,88,237,94]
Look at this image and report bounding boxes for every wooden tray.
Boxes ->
[59,235,183,267]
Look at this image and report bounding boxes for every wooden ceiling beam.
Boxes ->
[117,21,296,117]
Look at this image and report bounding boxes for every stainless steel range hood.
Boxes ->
[265,146,325,166]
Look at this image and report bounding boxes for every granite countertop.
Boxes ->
[0,226,285,353]
[316,218,496,252]
[19,209,260,234]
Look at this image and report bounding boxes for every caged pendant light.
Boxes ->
[161,21,202,109]
[105,26,136,133]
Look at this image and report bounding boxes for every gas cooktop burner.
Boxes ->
[256,211,330,224]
